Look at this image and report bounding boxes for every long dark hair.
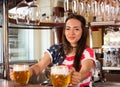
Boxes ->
[62,14,88,71]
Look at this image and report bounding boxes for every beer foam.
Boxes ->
[51,66,69,75]
[13,64,29,71]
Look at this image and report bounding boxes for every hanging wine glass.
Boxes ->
[96,0,103,22]
[111,0,119,21]
[64,0,72,22]
[99,0,105,22]
[78,0,84,16]
[64,0,72,12]
[28,0,40,25]
[72,0,79,14]
[16,0,29,24]
[103,0,112,21]
[17,0,28,8]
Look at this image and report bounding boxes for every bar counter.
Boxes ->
[0,79,52,87]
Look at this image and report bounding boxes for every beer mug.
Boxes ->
[50,65,71,87]
[13,64,30,85]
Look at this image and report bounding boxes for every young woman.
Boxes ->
[10,14,96,87]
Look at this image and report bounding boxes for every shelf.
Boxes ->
[8,18,64,29]
[90,21,120,28]
[102,67,120,70]
[9,18,120,29]
[102,45,120,48]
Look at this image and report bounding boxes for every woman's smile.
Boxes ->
[69,36,76,40]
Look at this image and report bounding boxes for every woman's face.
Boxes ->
[65,18,82,47]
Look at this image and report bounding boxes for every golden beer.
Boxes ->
[50,74,71,87]
[50,65,71,87]
[13,64,30,85]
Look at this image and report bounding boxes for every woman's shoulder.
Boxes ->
[85,46,94,52]
[84,46,95,57]
[49,43,63,50]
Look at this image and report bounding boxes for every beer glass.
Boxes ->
[50,65,71,87]
[13,64,30,85]
[16,0,29,24]
[28,0,40,25]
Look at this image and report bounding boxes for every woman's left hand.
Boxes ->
[70,67,81,85]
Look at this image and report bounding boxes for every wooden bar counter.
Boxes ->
[0,79,52,87]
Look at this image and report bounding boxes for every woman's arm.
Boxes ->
[71,59,94,85]
[29,52,51,76]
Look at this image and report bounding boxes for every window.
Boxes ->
[9,29,52,62]
[9,29,34,61]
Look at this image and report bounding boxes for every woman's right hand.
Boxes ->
[10,69,15,81]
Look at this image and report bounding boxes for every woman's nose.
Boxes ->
[69,29,75,35]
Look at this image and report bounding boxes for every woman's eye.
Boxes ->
[75,28,79,30]
[65,28,70,30]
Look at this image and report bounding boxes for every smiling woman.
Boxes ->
[9,14,96,87]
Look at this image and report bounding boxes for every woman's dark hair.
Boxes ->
[62,14,88,71]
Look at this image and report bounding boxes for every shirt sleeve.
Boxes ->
[46,44,65,65]
[82,47,96,64]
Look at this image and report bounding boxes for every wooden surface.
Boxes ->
[0,79,52,87]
